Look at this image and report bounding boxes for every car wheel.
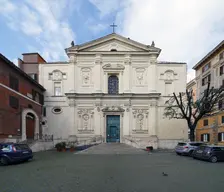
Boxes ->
[188,150,193,157]
[176,152,181,156]
[210,156,218,163]
[0,157,9,165]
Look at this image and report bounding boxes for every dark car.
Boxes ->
[0,143,33,165]
[192,145,224,163]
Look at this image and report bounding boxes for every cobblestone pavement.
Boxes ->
[0,144,224,192]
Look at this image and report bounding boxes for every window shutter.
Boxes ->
[207,134,210,142]
[9,96,19,109]
[201,134,203,141]
[218,133,221,142]
[43,107,46,117]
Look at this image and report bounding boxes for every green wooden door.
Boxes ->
[106,115,120,142]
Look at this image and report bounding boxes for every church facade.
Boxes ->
[39,33,188,149]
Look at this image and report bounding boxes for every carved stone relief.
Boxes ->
[132,109,149,132]
[77,109,94,132]
[102,64,125,70]
[68,98,76,106]
[135,68,147,85]
[81,68,91,85]
[160,70,178,81]
[49,70,67,81]
[102,106,125,112]
[53,71,62,81]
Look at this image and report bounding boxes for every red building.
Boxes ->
[18,52,46,82]
[0,54,45,142]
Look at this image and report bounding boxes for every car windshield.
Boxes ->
[177,142,186,146]
[14,144,29,150]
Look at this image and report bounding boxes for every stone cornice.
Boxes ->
[65,92,161,99]
[66,51,159,56]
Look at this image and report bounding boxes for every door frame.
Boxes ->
[103,112,123,143]
[106,115,120,143]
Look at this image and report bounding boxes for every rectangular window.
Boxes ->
[202,74,211,86]
[9,96,19,109]
[43,107,46,117]
[9,75,19,91]
[220,52,224,60]
[220,66,224,76]
[165,82,172,96]
[202,62,211,73]
[218,132,224,142]
[218,100,223,110]
[222,116,224,124]
[201,134,210,142]
[49,73,53,80]
[54,82,62,96]
[39,94,44,105]
[62,73,67,79]
[203,119,208,126]
[222,80,224,88]
[28,73,38,81]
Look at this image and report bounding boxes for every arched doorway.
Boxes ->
[22,109,39,141]
[26,113,35,139]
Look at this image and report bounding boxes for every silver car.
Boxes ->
[175,142,205,156]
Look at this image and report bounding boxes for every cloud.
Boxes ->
[0,0,75,61]
[91,0,224,81]
[121,0,224,68]
[85,18,108,34]
[89,0,128,18]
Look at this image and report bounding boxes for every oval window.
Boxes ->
[52,107,62,114]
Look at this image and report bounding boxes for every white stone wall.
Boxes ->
[39,34,188,149]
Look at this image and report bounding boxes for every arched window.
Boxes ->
[108,75,119,94]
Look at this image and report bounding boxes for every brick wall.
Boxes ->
[0,85,42,137]
[0,55,44,138]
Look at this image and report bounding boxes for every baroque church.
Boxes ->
[39,33,188,149]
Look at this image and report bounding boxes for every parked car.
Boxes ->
[192,145,224,163]
[175,142,205,156]
[0,143,33,165]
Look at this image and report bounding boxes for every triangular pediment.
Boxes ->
[81,39,146,52]
[66,33,161,54]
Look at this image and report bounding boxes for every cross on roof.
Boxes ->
[110,22,117,33]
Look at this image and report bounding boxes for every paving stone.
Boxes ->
[75,143,147,155]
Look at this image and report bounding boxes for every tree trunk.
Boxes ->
[189,129,195,141]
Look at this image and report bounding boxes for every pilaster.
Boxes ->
[95,54,103,93]
[124,54,131,93]
[149,100,157,135]
[149,55,157,92]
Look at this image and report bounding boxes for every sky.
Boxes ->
[0,0,224,82]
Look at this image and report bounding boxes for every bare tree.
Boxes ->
[164,82,224,141]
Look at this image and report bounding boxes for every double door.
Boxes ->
[106,115,120,143]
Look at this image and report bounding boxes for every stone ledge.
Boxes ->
[78,130,94,134]
[132,130,148,134]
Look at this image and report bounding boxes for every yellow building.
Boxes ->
[193,40,224,145]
